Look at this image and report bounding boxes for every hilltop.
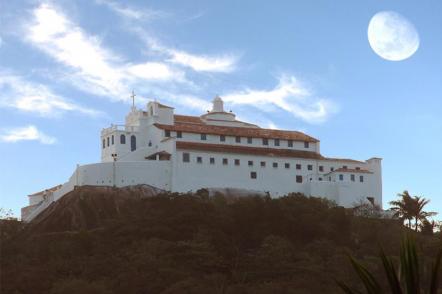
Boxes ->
[1,186,441,294]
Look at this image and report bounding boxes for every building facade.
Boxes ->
[22,97,382,221]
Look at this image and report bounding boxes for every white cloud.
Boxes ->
[222,75,338,124]
[168,50,238,73]
[25,4,185,101]
[0,72,101,117]
[0,125,56,144]
[96,0,168,21]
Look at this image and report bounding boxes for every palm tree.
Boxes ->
[410,196,437,232]
[389,191,414,228]
[389,191,437,232]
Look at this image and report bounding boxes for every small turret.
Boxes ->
[212,96,224,112]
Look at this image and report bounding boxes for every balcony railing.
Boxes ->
[102,124,139,133]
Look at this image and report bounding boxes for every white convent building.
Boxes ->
[22,96,382,221]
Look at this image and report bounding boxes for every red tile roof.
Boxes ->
[176,141,324,159]
[157,116,319,142]
[324,157,366,164]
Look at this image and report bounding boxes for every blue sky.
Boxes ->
[0,0,441,218]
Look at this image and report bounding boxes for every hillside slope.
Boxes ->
[1,187,441,294]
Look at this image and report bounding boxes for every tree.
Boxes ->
[389,191,414,228]
[389,191,437,232]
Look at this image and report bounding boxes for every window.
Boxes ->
[339,174,344,181]
[319,166,324,172]
[235,159,240,166]
[285,163,290,169]
[262,138,268,145]
[235,136,241,143]
[130,135,136,151]
[223,158,228,165]
[120,134,126,144]
[296,164,301,170]
[328,176,332,181]
[307,164,313,171]
[165,130,171,137]
[273,162,278,168]
[356,167,360,170]
[210,157,215,164]
[183,153,190,162]
[274,139,280,146]
[359,175,364,182]
[343,165,348,169]
[201,133,207,140]
[177,131,182,138]
[220,135,225,142]
[248,160,253,166]
[102,139,105,149]
[304,141,309,148]
[107,137,110,147]
[247,137,253,144]
[260,161,266,167]
[296,175,303,183]
[111,135,114,145]
[351,174,355,182]
[288,140,293,147]
[197,156,203,164]
[250,171,257,179]
[330,167,334,172]
[319,177,323,181]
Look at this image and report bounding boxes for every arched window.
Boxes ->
[107,137,110,147]
[130,135,136,151]
[120,134,126,144]
[111,135,114,145]
[102,139,105,149]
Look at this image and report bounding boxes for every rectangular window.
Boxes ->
[296,175,303,183]
[339,174,344,181]
[319,177,323,181]
[307,164,313,171]
[210,157,215,164]
[285,163,290,169]
[328,176,332,181]
[273,162,278,168]
[304,141,309,148]
[235,136,241,143]
[288,140,293,147]
[223,158,228,165]
[274,139,280,146]
[177,131,182,138]
[102,139,105,149]
[201,133,207,140]
[359,175,364,182]
[220,135,225,142]
[260,161,266,167]
[183,153,190,163]
[262,138,268,145]
[330,167,334,172]
[356,167,361,170]
[235,159,240,166]
[165,130,171,137]
[296,164,301,170]
[351,174,355,182]
[250,171,257,179]
[343,165,348,169]
[111,135,114,145]
[248,160,253,166]
[107,137,110,147]
[247,137,253,144]
[319,166,324,172]
[197,156,203,164]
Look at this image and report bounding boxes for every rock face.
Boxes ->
[27,185,163,233]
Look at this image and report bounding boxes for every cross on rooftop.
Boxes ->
[131,90,136,109]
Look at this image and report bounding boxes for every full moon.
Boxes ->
[368,11,419,61]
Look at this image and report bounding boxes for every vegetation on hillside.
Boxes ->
[1,187,441,293]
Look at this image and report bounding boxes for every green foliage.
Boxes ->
[1,191,440,294]
[337,236,442,294]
